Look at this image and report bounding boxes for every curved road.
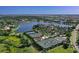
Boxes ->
[71,29,79,52]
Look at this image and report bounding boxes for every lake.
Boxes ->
[17,21,73,32]
[17,22,49,32]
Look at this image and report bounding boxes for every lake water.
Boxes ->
[17,21,73,32]
[17,22,49,32]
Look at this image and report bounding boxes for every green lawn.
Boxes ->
[17,46,38,53]
[0,44,9,53]
[0,36,21,47]
[48,45,75,53]
[0,36,38,53]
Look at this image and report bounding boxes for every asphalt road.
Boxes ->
[71,29,79,52]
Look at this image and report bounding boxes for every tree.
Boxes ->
[18,33,31,48]
[76,38,79,45]
[73,50,77,53]
[63,42,69,49]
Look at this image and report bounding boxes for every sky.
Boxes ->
[0,6,79,14]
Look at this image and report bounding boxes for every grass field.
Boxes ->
[0,36,38,53]
[17,46,38,53]
[48,45,75,53]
